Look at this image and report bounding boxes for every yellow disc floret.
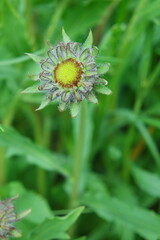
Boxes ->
[54,58,83,88]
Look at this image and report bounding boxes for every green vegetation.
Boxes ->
[0,0,160,239]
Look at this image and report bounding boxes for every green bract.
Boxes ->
[0,196,31,240]
[23,29,112,117]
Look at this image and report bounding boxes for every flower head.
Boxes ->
[23,29,112,117]
[0,196,31,239]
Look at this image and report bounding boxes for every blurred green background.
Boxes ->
[0,0,160,239]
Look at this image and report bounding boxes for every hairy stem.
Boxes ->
[70,101,87,208]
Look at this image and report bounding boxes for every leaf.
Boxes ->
[62,27,71,43]
[82,193,160,240]
[15,192,53,224]
[97,63,110,75]
[72,105,94,193]
[70,102,80,118]
[22,84,40,94]
[83,30,93,49]
[141,116,160,129]
[132,166,160,198]
[94,85,112,95]
[0,127,68,176]
[135,121,160,168]
[0,49,44,66]
[36,97,51,111]
[25,53,41,64]
[27,207,84,240]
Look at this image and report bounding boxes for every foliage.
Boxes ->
[0,0,160,239]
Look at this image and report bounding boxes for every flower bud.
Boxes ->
[0,196,31,239]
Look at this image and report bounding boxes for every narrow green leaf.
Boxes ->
[82,193,160,239]
[0,49,44,66]
[25,53,41,63]
[62,27,71,43]
[136,121,160,167]
[141,116,160,129]
[83,29,93,49]
[15,192,53,224]
[97,63,110,75]
[70,102,80,118]
[94,85,112,95]
[27,207,84,240]
[36,97,51,111]
[0,127,68,176]
[22,84,40,94]
[132,166,160,198]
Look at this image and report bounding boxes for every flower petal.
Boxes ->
[79,48,90,62]
[84,68,97,77]
[39,71,52,82]
[94,85,112,95]
[61,91,71,102]
[60,45,67,59]
[85,62,97,71]
[9,228,22,238]
[95,78,108,85]
[73,43,81,56]
[25,53,41,63]
[41,58,54,71]
[70,102,80,118]
[56,47,64,61]
[66,42,76,58]
[92,46,99,57]
[51,89,62,100]
[97,63,110,75]
[22,84,40,94]
[73,89,82,101]
[58,101,67,112]
[28,74,39,81]
[36,97,51,111]
[48,49,59,64]
[86,92,98,104]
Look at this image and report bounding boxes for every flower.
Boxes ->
[0,196,31,239]
[23,29,112,117]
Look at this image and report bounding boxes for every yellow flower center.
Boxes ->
[54,58,83,88]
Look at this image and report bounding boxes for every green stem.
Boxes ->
[68,102,87,237]
[70,101,87,209]
[0,149,5,184]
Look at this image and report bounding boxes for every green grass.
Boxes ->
[0,0,160,239]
